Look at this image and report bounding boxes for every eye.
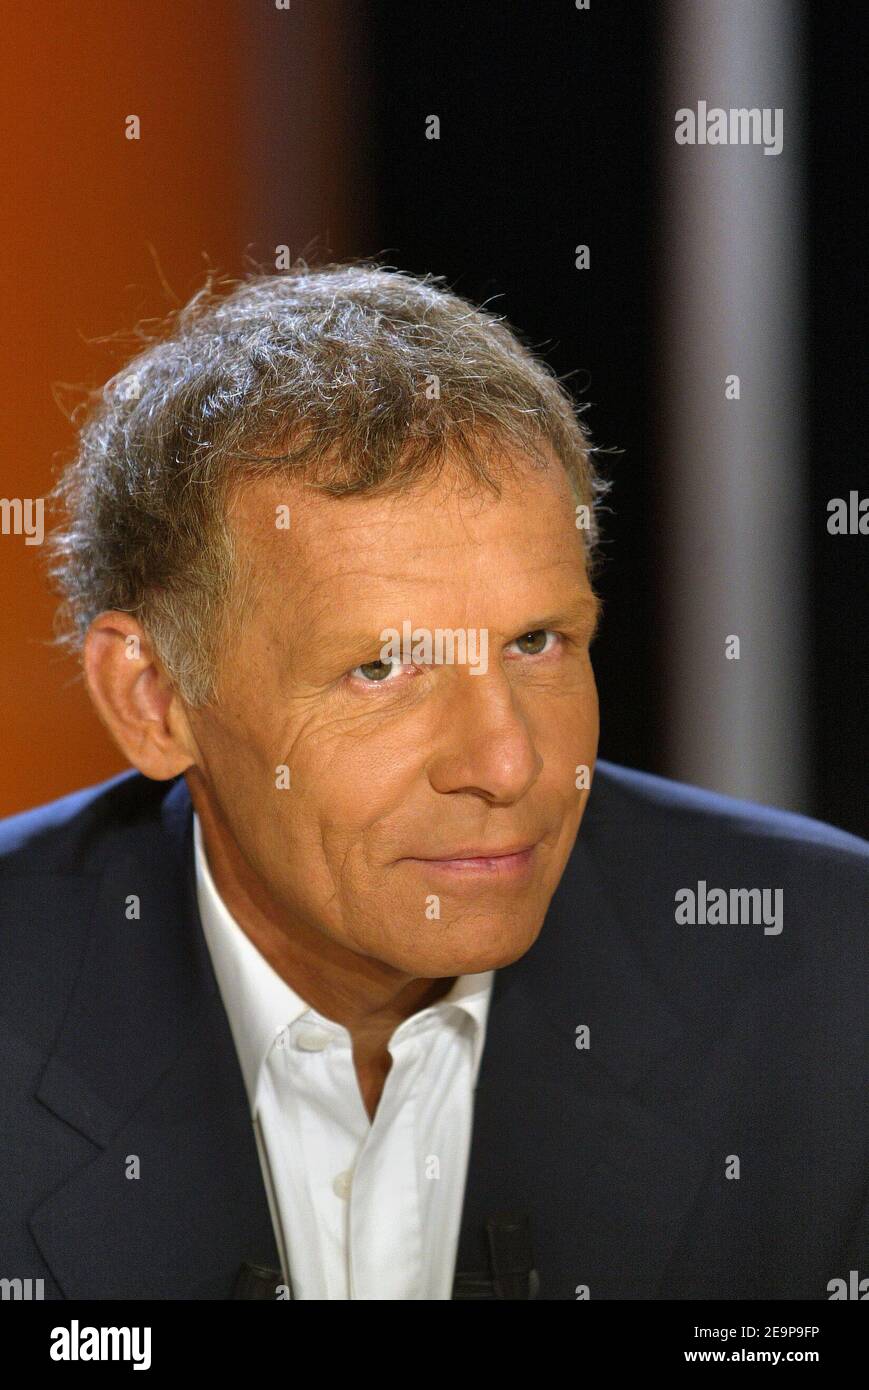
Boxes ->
[349,656,412,684]
[508,629,559,657]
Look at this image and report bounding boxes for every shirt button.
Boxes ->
[295,1026,332,1051]
[332,1170,353,1199]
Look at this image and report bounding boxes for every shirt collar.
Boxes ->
[193,813,310,1104]
[192,813,494,1106]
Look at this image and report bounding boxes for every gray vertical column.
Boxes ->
[661,0,806,809]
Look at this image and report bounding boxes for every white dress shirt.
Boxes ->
[192,813,495,1300]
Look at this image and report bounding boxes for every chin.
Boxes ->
[412,916,545,977]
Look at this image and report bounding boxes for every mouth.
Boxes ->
[400,843,539,879]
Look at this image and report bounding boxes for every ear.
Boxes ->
[83,612,199,779]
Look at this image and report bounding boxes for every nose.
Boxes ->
[425,666,543,804]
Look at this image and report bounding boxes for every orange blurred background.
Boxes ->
[0,1,369,813]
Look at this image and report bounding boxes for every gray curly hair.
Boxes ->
[46,260,609,708]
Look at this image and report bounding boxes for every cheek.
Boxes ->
[284,724,422,858]
[194,712,274,814]
[535,663,599,753]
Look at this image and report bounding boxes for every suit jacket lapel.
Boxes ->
[455,826,713,1299]
[29,776,280,1298]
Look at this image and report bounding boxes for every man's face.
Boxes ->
[186,449,600,977]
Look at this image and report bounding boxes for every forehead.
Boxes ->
[227,450,589,628]
[231,445,578,548]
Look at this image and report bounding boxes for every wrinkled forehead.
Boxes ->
[228,449,579,577]
[211,455,599,699]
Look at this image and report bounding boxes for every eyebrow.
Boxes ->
[316,592,603,662]
[517,593,603,640]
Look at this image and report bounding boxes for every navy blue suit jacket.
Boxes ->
[1,761,866,1299]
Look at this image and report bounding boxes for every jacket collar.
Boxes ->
[29,776,280,1297]
[34,776,216,1148]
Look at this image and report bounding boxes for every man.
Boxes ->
[0,264,866,1300]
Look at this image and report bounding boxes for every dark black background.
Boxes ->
[362,0,866,838]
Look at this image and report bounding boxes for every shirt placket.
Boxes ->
[348,1021,431,1299]
[280,1014,369,1299]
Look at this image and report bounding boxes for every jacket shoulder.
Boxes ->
[0,770,178,876]
[583,760,868,979]
[590,759,868,862]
